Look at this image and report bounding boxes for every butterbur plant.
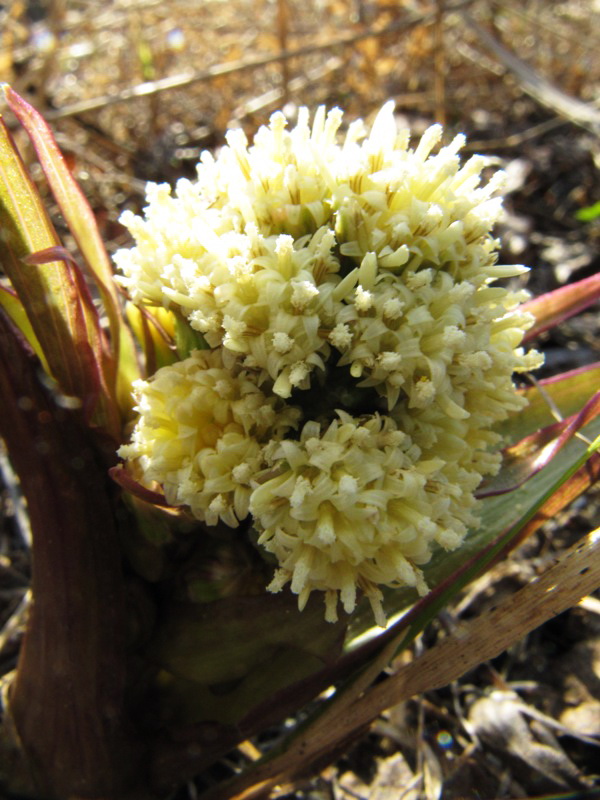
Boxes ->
[0,86,599,799]
[114,104,543,626]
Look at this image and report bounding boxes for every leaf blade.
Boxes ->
[522,272,600,342]
[498,362,600,443]
[0,115,105,419]
[4,86,122,361]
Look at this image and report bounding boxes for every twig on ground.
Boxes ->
[461,11,600,135]
[0,444,31,549]
[229,56,343,124]
[37,0,477,122]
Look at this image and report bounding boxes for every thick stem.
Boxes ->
[0,310,138,798]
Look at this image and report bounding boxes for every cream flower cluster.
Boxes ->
[118,349,301,527]
[117,104,542,625]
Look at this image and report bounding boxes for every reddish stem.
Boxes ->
[0,309,139,798]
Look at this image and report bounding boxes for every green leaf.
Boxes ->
[174,312,209,359]
[477,388,600,497]
[0,114,119,435]
[146,591,346,725]
[124,302,179,376]
[0,284,48,371]
[157,646,334,727]
[499,362,600,443]
[4,85,142,429]
[147,592,345,687]
[575,200,600,221]
[3,87,122,366]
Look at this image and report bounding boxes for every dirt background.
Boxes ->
[0,1,599,798]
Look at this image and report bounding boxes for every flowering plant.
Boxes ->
[0,88,598,799]
[115,104,542,626]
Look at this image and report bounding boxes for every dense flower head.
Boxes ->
[251,412,465,627]
[117,103,542,625]
[118,349,300,527]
